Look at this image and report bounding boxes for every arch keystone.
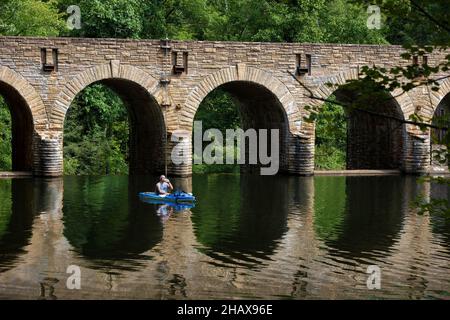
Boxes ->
[110,60,120,78]
[237,63,247,80]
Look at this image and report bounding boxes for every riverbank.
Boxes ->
[315,170,401,176]
[1,169,449,178]
[0,171,32,178]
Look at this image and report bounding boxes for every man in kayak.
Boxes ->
[155,175,174,195]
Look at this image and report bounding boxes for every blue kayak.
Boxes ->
[139,191,196,204]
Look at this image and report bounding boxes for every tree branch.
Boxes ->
[287,71,446,130]
[409,0,450,34]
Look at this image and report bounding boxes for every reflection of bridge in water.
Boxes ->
[0,176,449,299]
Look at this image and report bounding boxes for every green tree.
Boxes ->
[314,98,347,170]
[0,0,64,36]
[63,84,129,175]
[194,89,241,134]
[58,0,144,38]
[377,0,450,45]
[193,89,241,173]
[203,0,386,43]
[318,0,387,44]
[0,98,12,171]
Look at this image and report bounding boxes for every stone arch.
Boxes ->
[0,66,47,126]
[310,69,410,170]
[182,65,298,131]
[0,66,47,171]
[52,63,160,129]
[310,69,414,119]
[181,65,299,175]
[50,63,167,175]
[428,77,450,115]
[428,77,450,171]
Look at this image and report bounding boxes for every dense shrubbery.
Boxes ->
[314,98,348,170]
[0,98,12,171]
[63,84,129,175]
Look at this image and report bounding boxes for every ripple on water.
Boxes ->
[0,175,450,299]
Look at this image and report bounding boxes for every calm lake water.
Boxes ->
[0,174,449,299]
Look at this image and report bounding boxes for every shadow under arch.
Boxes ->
[430,91,450,169]
[62,176,163,271]
[191,174,289,268]
[0,179,36,273]
[54,64,166,175]
[320,176,406,258]
[429,77,450,118]
[430,181,450,253]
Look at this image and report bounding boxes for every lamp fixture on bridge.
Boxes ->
[41,48,58,72]
[412,55,429,80]
[412,54,429,67]
[296,53,312,76]
[172,51,188,75]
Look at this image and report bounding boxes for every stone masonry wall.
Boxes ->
[0,36,450,176]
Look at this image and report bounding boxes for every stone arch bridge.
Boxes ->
[1,36,449,177]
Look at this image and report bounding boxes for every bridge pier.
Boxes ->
[27,128,433,177]
[402,129,431,174]
[286,134,315,175]
[166,132,192,177]
[32,135,63,177]
[164,131,316,177]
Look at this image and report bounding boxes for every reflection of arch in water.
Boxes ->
[313,176,347,241]
[62,176,163,270]
[191,174,289,268]
[0,179,36,273]
[323,176,406,258]
[430,181,450,252]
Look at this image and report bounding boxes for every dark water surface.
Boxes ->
[0,174,449,299]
